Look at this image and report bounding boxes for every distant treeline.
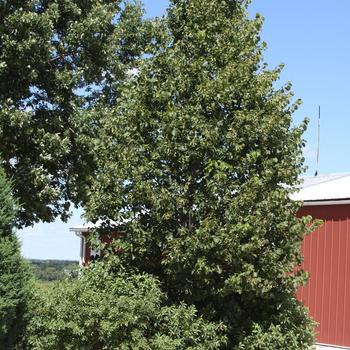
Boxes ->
[29,259,79,282]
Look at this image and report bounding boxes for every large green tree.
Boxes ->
[0,0,155,227]
[0,166,32,349]
[86,0,315,348]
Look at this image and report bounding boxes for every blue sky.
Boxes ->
[18,0,350,260]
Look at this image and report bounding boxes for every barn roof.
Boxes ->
[292,173,350,203]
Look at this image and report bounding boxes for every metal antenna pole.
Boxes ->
[314,106,321,177]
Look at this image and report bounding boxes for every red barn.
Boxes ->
[293,173,350,350]
[70,222,101,266]
[71,173,350,349]
[70,221,120,266]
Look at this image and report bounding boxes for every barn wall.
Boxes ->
[297,204,350,348]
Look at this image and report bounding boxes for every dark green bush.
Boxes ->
[0,166,32,349]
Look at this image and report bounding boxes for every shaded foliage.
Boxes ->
[0,0,158,227]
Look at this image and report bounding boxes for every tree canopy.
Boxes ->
[0,0,156,227]
[85,0,315,348]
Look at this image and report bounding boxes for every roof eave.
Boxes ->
[69,227,91,233]
[303,199,350,206]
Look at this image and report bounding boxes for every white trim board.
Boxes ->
[316,344,350,350]
[303,199,350,206]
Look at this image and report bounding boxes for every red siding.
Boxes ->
[297,204,350,347]
[83,240,91,266]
